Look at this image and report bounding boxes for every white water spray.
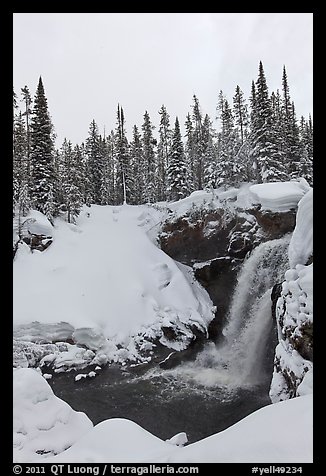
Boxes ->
[153,234,291,390]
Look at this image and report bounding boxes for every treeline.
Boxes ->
[13,61,313,224]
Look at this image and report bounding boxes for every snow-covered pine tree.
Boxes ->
[298,115,313,185]
[106,131,116,204]
[191,95,205,190]
[287,102,302,179]
[72,144,87,205]
[216,99,240,186]
[29,76,56,223]
[233,85,249,145]
[59,139,83,223]
[184,112,196,193]
[167,117,188,201]
[21,86,32,181]
[78,142,92,207]
[232,86,253,183]
[13,111,30,218]
[157,105,172,201]
[202,114,218,190]
[142,111,157,203]
[85,119,102,204]
[99,135,114,205]
[130,125,145,204]
[115,105,132,204]
[281,66,301,178]
[268,89,289,181]
[250,61,283,182]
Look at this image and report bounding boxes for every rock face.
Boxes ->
[159,201,297,332]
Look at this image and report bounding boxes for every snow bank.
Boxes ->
[24,210,54,236]
[13,204,215,366]
[249,179,310,212]
[270,189,313,402]
[45,394,312,463]
[166,184,254,219]
[288,188,313,268]
[13,368,93,463]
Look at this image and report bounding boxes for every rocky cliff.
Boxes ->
[159,185,299,334]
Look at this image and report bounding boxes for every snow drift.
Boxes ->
[249,179,310,211]
[13,204,215,366]
[13,368,93,462]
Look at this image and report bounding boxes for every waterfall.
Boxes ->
[155,234,291,390]
[223,235,291,342]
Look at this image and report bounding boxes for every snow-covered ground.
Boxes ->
[13,368,93,463]
[14,368,312,463]
[13,204,215,368]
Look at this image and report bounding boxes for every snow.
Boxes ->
[21,209,54,236]
[165,184,254,219]
[297,368,313,396]
[249,179,310,211]
[44,394,312,463]
[288,188,313,268]
[166,432,188,447]
[13,204,215,366]
[13,368,93,463]
[269,187,313,403]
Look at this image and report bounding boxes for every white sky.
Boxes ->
[13,13,313,146]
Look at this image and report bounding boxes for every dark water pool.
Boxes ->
[49,363,272,444]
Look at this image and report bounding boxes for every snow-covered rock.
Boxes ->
[166,432,188,447]
[13,368,93,462]
[288,188,313,268]
[249,179,310,212]
[270,189,313,402]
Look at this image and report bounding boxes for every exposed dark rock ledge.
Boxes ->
[160,205,297,334]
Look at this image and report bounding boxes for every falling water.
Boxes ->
[156,234,291,389]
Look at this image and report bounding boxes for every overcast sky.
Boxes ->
[13,13,313,146]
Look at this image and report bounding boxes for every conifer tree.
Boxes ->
[21,86,32,179]
[157,105,172,201]
[30,76,56,222]
[13,111,30,217]
[142,111,157,203]
[233,85,249,145]
[299,115,313,184]
[269,89,289,181]
[281,66,301,177]
[98,136,114,205]
[250,61,281,182]
[130,125,145,204]
[86,119,102,204]
[191,95,205,190]
[106,131,116,204]
[216,99,240,186]
[202,114,218,189]
[184,113,196,193]
[59,139,83,223]
[167,117,188,201]
[115,105,132,204]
